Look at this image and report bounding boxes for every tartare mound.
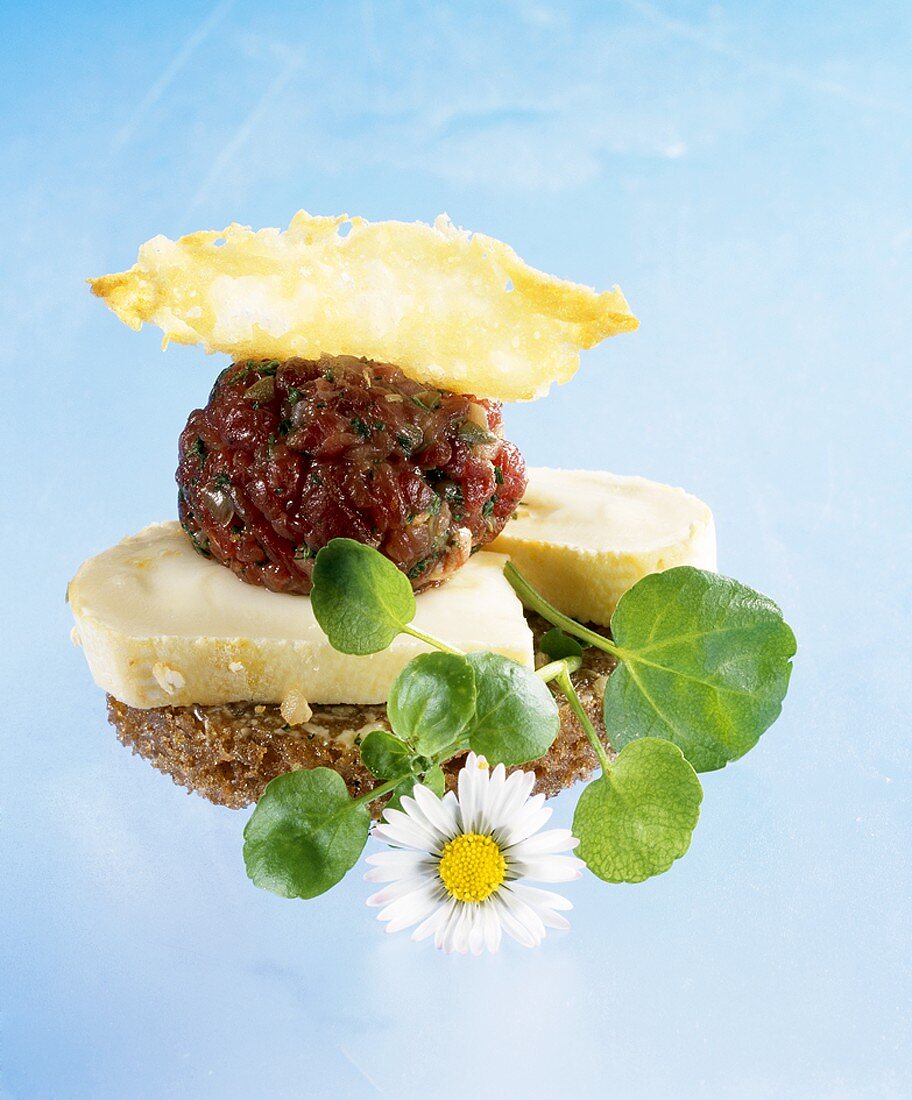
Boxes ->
[176,355,526,594]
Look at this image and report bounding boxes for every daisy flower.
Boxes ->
[364,752,584,954]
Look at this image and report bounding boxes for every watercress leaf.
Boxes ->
[464,652,560,766]
[359,729,414,780]
[311,538,415,655]
[573,738,702,884]
[606,567,797,772]
[243,768,370,899]
[384,777,414,814]
[421,764,446,797]
[540,627,585,660]
[387,652,476,756]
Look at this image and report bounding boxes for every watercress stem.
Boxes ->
[536,656,582,683]
[555,667,613,776]
[435,739,470,762]
[401,624,465,655]
[356,740,470,809]
[353,776,401,807]
[503,562,621,658]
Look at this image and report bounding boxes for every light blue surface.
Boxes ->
[2,2,910,1097]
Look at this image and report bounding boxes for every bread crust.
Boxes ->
[106,614,615,812]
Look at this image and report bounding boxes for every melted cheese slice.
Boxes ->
[490,468,716,627]
[68,522,533,709]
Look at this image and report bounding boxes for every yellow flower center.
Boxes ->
[438,833,506,903]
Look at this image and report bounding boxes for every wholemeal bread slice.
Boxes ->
[106,614,615,813]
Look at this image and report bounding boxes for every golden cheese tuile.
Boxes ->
[89,210,638,402]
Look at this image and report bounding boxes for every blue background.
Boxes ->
[2,2,910,1096]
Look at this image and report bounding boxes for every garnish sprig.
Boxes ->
[534,624,704,882]
[400,624,463,655]
[555,665,612,775]
[535,655,582,683]
[245,538,796,901]
[504,562,620,656]
[507,560,797,774]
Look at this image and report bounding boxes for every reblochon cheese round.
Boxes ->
[68,523,534,710]
[68,470,716,709]
[489,468,717,627]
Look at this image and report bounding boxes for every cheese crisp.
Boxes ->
[89,211,638,401]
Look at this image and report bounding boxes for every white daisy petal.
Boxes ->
[364,849,427,868]
[396,793,451,850]
[491,893,540,948]
[483,902,502,954]
[468,909,487,956]
[481,771,514,830]
[435,899,460,951]
[500,887,548,946]
[508,854,586,883]
[364,850,435,882]
[469,753,492,809]
[503,768,537,819]
[461,907,483,956]
[378,880,443,933]
[445,902,476,955]
[513,789,548,819]
[499,801,552,847]
[480,762,508,827]
[508,827,580,858]
[373,808,439,852]
[366,876,432,908]
[537,908,571,931]
[508,881,574,913]
[412,782,460,839]
[457,753,486,832]
[411,901,450,942]
[507,883,573,931]
[442,906,464,954]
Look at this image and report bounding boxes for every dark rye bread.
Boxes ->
[106,613,616,813]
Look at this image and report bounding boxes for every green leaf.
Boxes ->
[243,768,370,899]
[464,652,560,766]
[573,738,702,884]
[311,538,415,655]
[540,627,584,660]
[359,729,414,780]
[421,764,446,797]
[606,567,797,772]
[385,764,446,812]
[384,778,413,813]
[387,652,477,756]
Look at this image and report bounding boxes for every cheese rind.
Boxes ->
[489,468,716,627]
[68,522,533,709]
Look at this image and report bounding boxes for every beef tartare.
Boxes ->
[176,355,527,594]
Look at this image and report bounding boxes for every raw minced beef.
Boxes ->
[176,355,527,594]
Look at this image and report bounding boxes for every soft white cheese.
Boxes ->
[68,522,533,709]
[490,468,716,626]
